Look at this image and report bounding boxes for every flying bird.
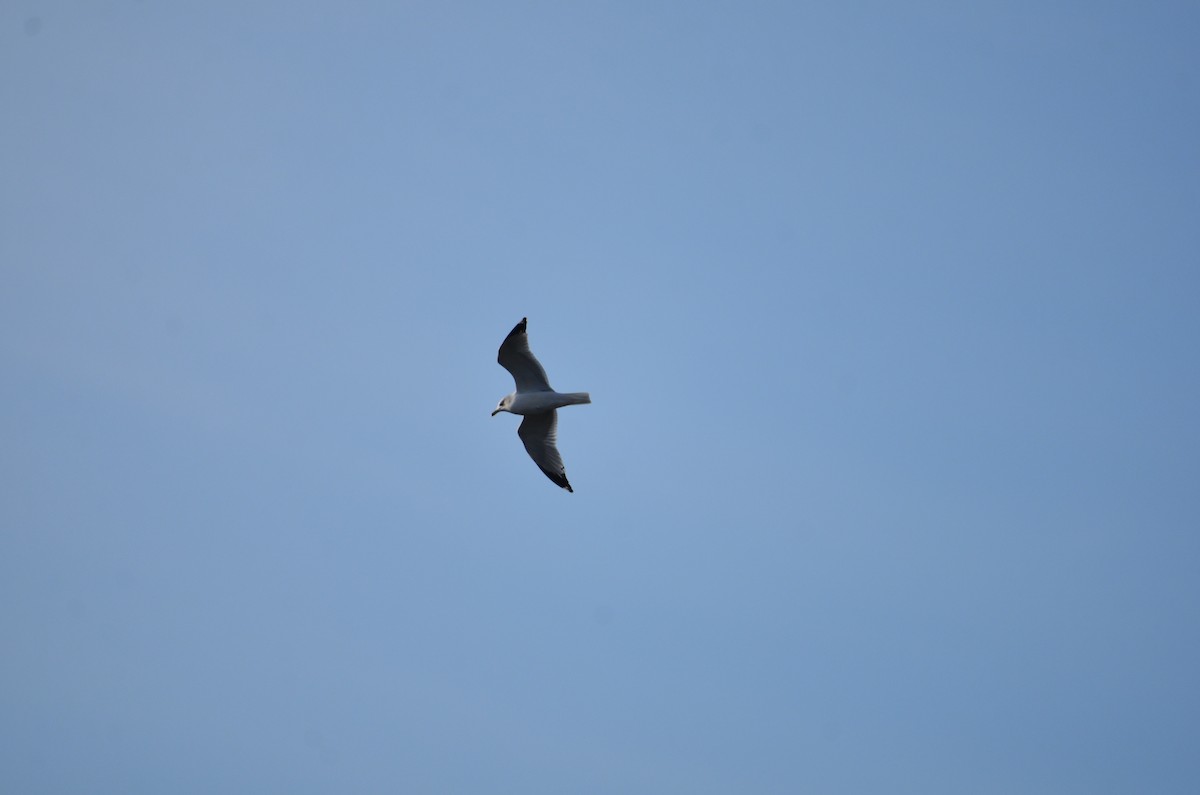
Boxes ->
[492,317,591,492]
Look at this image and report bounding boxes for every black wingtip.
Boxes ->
[502,317,528,346]
[538,465,574,492]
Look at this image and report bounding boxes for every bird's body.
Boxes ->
[492,318,590,492]
[497,390,592,416]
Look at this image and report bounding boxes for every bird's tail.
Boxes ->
[562,392,591,406]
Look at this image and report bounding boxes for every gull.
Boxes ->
[492,317,591,492]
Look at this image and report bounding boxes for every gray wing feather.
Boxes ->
[518,410,573,492]
[498,317,552,392]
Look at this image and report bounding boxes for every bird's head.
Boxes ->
[491,394,514,416]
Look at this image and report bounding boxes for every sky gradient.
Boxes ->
[3,2,1199,793]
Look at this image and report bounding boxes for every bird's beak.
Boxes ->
[491,408,501,416]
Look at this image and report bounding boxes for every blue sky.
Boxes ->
[3,2,1199,792]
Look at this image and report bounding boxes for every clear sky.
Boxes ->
[3,2,1199,792]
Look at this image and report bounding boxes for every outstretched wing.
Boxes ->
[498,317,552,392]
[517,410,573,492]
